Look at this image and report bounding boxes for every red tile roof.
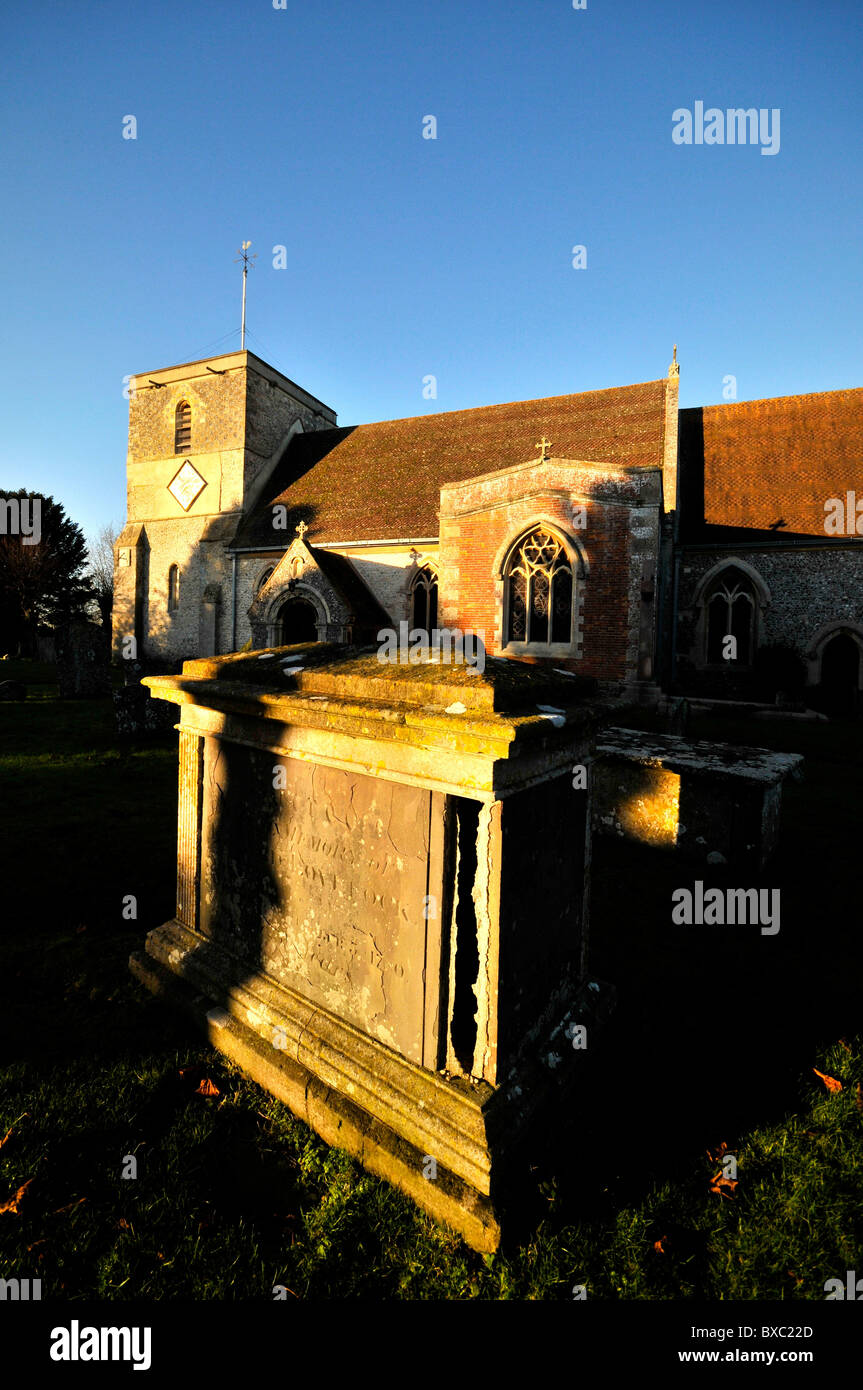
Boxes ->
[234,379,668,547]
[684,389,863,536]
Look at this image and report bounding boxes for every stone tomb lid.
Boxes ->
[597,726,804,785]
[159,643,602,715]
[144,646,620,793]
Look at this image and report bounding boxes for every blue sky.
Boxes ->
[1,0,861,543]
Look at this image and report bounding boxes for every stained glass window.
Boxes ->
[505,529,574,646]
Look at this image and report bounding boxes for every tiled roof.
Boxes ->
[233,380,668,547]
[680,389,863,538]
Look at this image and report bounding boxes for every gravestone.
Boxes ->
[113,670,177,736]
[113,660,180,736]
[56,622,111,699]
[130,645,613,1251]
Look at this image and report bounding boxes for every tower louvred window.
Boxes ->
[174,401,191,454]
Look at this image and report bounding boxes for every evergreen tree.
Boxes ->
[0,490,91,654]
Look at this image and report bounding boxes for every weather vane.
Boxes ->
[235,241,257,350]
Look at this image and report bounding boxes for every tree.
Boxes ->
[86,522,120,628]
[0,490,91,655]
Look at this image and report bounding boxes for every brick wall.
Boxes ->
[439,458,662,684]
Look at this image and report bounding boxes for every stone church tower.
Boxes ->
[113,350,336,664]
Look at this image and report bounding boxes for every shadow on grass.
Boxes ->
[525,712,863,1239]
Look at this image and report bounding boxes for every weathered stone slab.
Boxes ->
[593,726,803,867]
[197,746,446,1065]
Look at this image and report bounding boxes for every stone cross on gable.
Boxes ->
[296,520,308,540]
[536,437,552,463]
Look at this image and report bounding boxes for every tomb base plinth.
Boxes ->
[132,920,613,1250]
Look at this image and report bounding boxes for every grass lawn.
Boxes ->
[1,661,861,1299]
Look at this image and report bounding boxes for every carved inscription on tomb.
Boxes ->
[199,744,444,1064]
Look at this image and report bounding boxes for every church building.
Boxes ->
[113,348,863,711]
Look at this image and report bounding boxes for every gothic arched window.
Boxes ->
[174,401,191,454]
[256,566,275,594]
[504,528,574,647]
[167,564,179,613]
[410,566,438,634]
[705,566,756,664]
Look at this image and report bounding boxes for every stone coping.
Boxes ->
[597,726,804,785]
[143,644,621,761]
[170,643,599,709]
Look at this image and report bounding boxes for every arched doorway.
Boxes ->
[820,632,860,715]
[277,596,318,645]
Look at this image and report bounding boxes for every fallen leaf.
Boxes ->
[838,1038,852,1054]
[179,1065,219,1094]
[709,1173,738,1200]
[195,1078,220,1098]
[653,1237,667,1254]
[0,1178,34,1214]
[813,1068,842,1093]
